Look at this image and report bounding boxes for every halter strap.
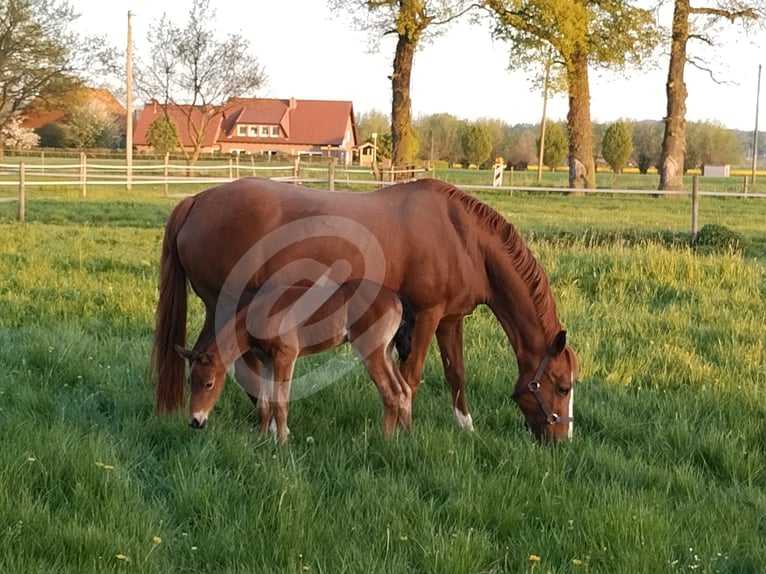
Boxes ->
[511,346,573,426]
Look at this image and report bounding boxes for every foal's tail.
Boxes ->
[393,296,414,363]
[151,196,195,413]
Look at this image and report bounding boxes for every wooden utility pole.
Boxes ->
[126,11,133,192]
[752,63,761,187]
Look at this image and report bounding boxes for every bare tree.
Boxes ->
[136,0,266,166]
[658,0,764,190]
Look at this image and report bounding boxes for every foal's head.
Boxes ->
[174,345,226,429]
[512,330,579,442]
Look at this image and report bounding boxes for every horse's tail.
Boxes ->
[151,196,195,413]
[393,296,414,363]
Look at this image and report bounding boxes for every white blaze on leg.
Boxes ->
[453,407,475,432]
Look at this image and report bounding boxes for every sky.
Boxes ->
[70,0,766,132]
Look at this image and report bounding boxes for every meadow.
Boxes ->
[0,180,764,573]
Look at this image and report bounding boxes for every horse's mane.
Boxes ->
[423,179,561,342]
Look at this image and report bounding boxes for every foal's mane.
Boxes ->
[424,179,561,341]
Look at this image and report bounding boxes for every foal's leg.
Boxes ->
[362,347,402,437]
[435,317,474,431]
[270,351,297,445]
[257,360,274,438]
[233,352,262,410]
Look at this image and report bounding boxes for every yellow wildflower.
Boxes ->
[528,554,541,562]
[572,558,583,565]
[151,535,162,544]
[115,554,130,561]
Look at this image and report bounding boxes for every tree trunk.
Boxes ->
[658,0,689,191]
[566,50,596,189]
[391,33,416,178]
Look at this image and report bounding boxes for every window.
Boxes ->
[270,126,280,137]
[260,126,269,137]
[237,125,247,136]
[248,125,258,137]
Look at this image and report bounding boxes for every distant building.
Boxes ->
[20,87,125,130]
[132,97,358,165]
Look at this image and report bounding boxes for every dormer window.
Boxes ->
[260,126,269,137]
[237,125,247,136]
[271,126,280,137]
[249,125,258,136]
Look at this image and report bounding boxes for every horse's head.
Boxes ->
[512,330,579,442]
[174,345,226,429]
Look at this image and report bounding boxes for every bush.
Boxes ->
[693,223,745,253]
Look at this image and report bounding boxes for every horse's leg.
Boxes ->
[399,309,442,396]
[436,316,474,432]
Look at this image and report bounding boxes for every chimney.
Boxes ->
[289,97,297,110]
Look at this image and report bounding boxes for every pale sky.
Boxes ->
[72,0,766,131]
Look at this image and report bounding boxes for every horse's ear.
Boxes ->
[199,352,214,365]
[551,330,567,356]
[174,345,196,361]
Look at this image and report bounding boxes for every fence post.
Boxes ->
[328,157,336,191]
[80,152,87,198]
[228,157,233,179]
[18,162,25,223]
[743,175,749,194]
[235,153,240,179]
[293,156,300,181]
[691,175,699,242]
[164,152,170,197]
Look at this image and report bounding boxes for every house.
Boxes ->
[20,87,125,130]
[132,97,358,165]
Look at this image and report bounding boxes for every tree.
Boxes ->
[631,120,664,174]
[36,123,67,148]
[685,121,743,170]
[484,0,659,189]
[658,0,764,190]
[64,100,117,150]
[0,0,112,155]
[536,121,567,171]
[146,115,180,156]
[414,113,463,165]
[137,0,266,166]
[356,109,391,144]
[1,117,39,150]
[328,1,476,174]
[601,120,633,175]
[461,122,492,167]
[505,124,539,169]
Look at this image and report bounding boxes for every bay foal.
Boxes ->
[176,279,413,443]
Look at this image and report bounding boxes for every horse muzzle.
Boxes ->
[188,413,208,429]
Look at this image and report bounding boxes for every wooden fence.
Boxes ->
[3,155,766,241]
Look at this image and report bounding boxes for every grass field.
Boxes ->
[0,184,765,573]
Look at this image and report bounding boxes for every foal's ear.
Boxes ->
[550,330,567,356]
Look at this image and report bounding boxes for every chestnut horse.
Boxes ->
[175,279,413,443]
[152,177,578,441]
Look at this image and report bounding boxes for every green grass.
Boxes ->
[0,186,765,573]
